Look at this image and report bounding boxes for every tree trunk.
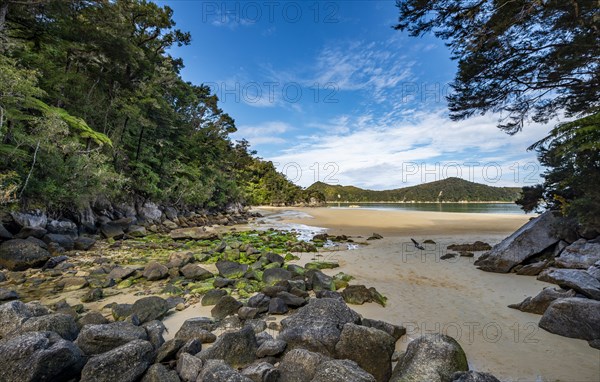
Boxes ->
[0,2,8,34]
[135,125,144,161]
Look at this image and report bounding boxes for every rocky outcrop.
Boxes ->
[390,334,468,382]
[75,322,148,355]
[0,331,84,382]
[334,323,396,382]
[278,298,361,356]
[554,238,600,269]
[537,268,600,300]
[0,239,51,271]
[508,287,577,314]
[538,297,600,345]
[80,339,155,382]
[474,212,560,273]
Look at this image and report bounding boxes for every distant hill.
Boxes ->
[307,177,521,203]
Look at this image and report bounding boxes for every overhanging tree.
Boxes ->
[395,0,600,230]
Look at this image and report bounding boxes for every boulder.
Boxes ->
[539,297,600,343]
[312,359,376,382]
[138,202,162,224]
[241,362,280,382]
[474,211,560,273]
[174,317,217,342]
[127,225,147,238]
[555,239,600,269]
[238,306,259,320]
[202,289,228,306]
[74,236,96,251]
[199,359,253,382]
[361,318,406,341]
[247,293,271,313]
[10,211,47,229]
[278,298,361,356]
[508,287,577,314]
[0,331,84,381]
[335,323,396,382]
[75,321,148,355]
[46,219,78,236]
[588,261,600,281]
[181,263,213,280]
[141,363,181,382]
[266,252,285,265]
[390,334,468,382]
[107,266,136,281]
[0,223,13,240]
[277,348,326,382]
[177,338,202,358]
[80,339,155,382]
[276,291,306,307]
[156,338,187,363]
[0,239,51,271]
[0,301,49,338]
[268,297,289,315]
[450,371,501,382]
[196,325,258,369]
[342,285,374,305]
[81,287,103,303]
[216,260,248,279]
[19,313,79,341]
[42,255,69,270]
[170,227,217,240]
[100,223,124,239]
[131,296,169,323]
[166,252,194,268]
[59,276,88,291]
[15,226,47,239]
[42,233,74,250]
[306,269,335,291]
[78,311,109,327]
[515,261,548,276]
[263,267,292,285]
[111,303,133,321]
[176,352,204,382]
[143,262,169,281]
[256,339,287,357]
[538,268,600,300]
[0,288,18,301]
[211,295,243,319]
[143,320,166,349]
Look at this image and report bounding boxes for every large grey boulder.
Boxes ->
[19,313,79,341]
[75,321,148,355]
[361,318,406,341]
[46,219,78,236]
[508,287,577,314]
[0,331,84,381]
[42,234,74,250]
[0,239,51,271]
[196,325,258,369]
[539,297,600,344]
[80,339,155,382]
[199,359,254,382]
[170,227,217,240]
[131,296,169,323]
[0,301,49,338]
[334,323,396,382]
[241,362,280,382]
[176,353,203,382]
[211,295,243,319]
[256,338,287,357]
[474,212,560,273]
[390,334,468,382]
[278,298,361,356]
[263,267,292,285]
[312,359,376,382]
[11,211,47,229]
[180,263,213,280]
[174,317,217,342]
[216,260,248,279]
[142,262,169,281]
[588,260,600,281]
[306,269,335,291]
[277,348,327,382]
[555,239,600,269]
[537,268,600,300]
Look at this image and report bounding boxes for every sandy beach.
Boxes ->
[256,207,600,382]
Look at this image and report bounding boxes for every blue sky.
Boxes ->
[157,1,551,189]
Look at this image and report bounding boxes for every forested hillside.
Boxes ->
[309,177,521,202]
[0,1,318,213]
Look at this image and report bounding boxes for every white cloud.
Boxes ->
[234,121,292,146]
[269,110,551,189]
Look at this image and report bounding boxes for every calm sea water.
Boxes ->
[328,202,526,214]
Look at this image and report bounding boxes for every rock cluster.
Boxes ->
[473,211,600,348]
[0,296,500,382]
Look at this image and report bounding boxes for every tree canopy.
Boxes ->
[0,0,318,214]
[395,0,600,230]
[395,0,599,133]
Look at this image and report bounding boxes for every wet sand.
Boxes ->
[265,207,600,382]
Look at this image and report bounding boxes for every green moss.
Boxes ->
[190,282,214,295]
[284,253,300,261]
[116,279,133,289]
[305,261,339,270]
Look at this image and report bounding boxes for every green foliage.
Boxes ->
[0,0,308,212]
[309,177,521,202]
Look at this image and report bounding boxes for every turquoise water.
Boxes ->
[328,202,526,214]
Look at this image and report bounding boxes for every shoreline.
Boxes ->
[254,207,600,382]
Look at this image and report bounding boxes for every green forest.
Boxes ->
[0,0,320,214]
[308,177,521,203]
